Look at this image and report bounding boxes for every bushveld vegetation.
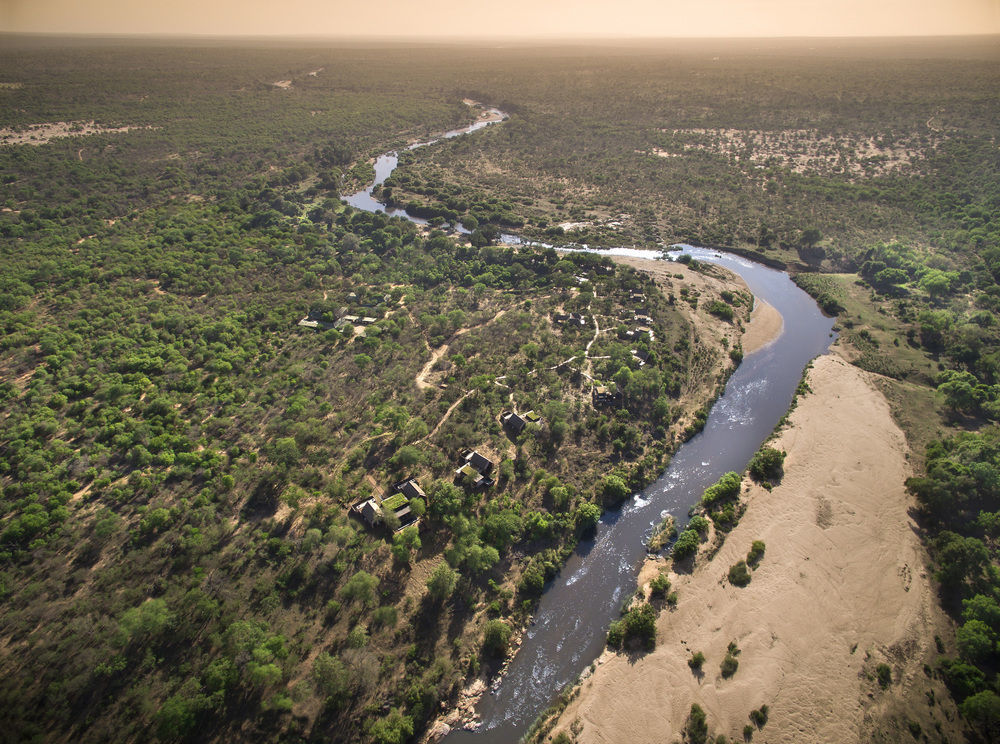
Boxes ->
[0,39,750,743]
[1,34,999,742]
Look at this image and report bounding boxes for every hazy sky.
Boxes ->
[4,0,1000,38]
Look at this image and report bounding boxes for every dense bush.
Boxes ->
[672,529,700,561]
[728,560,751,587]
[747,447,785,483]
[482,620,512,657]
[607,602,657,651]
[686,704,709,744]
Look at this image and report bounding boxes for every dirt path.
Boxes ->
[416,345,450,390]
[551,353,953,744]
[423,390,474,442]
[415,309,507,390]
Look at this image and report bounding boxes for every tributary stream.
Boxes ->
[343,109,835,743]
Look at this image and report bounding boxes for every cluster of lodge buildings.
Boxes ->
[297,291,392,332]
[553,312,588,327]
[592,385,623,407]
[353,406,552,532]
[455,449,495,490]
[619,314,655,343]
[353,448,503,532]
[354,477,425,532]
[500,409,541,435]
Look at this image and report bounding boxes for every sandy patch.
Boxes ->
[272,80,293,89]
[0,121,150,146]
[657,128,935,179]
[742,297,783,355]
[552,354,949,744]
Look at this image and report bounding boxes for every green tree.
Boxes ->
[957,619,996,664]
[728,560,751,587]
[341,570,379,605]
[271,436,301,467]
[936,370,982,414]
[155,687,207,741]
[370,708,414,744]
[483,620,512,656]
[673,529,700,561]
[686,703,709,744]
[960,691,1000,740]
[601,475,629,505]
[118,598,173,643]
[426,563,458,602]
[919,269,952,299]
[748,447,785,483]
[481,510,523,551]
[575,501,602,531]
[391,526,422,564]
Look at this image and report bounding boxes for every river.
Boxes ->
[342,110,835,744]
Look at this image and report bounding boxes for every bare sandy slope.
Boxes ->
[742,298,783,356]
[552,354,949,744]
[0,121,149,146]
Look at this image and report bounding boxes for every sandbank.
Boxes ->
[741,297,783,355]
[552,353,950,743]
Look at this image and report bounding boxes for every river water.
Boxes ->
[342,107,505,229]
[342,111,835,744]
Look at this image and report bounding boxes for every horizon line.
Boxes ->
[4,30,1000,43]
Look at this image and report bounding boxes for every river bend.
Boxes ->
[342,109,835,744]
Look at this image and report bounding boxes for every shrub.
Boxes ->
[371,606,397,629]
[721,654,739,678]
[426,563,458,602]
[601,475,629,505]
[607,620,624,649]
[369,708,414,744]
[672,529,700,561]
[575,501,602,531]
[744,723,755,740]
[876,663,892,688]
[706,300,735,321]
[341,570,378,605]
[749,704,769,727]
[689,515,710,534]
[483,619,512,657]
[608,603,657,650]
[746,540,765,567]
[312,652,351,705]
[960,691,1000,738]
[748,447,785,483]
[649,574,671,598]
[701,472,741,508]
[686,703,709,744]
[688,651,706,670]
[728,560,751,587]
